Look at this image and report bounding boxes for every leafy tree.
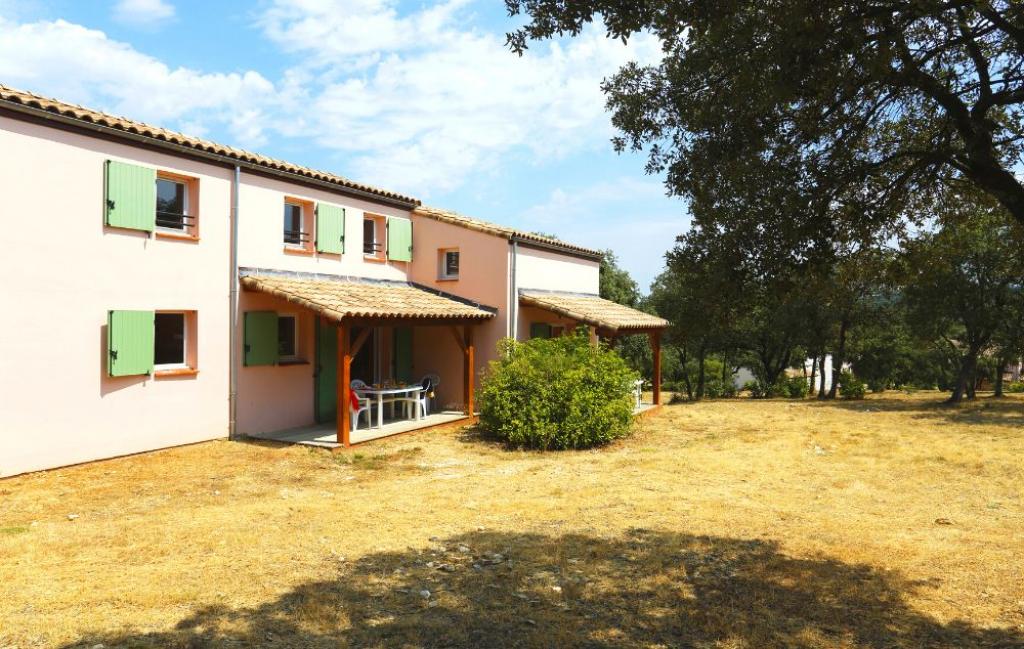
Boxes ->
[599,249,641,307]
[902,193,1024,402]
[991,283,1024,396]
[507,1,1024,230]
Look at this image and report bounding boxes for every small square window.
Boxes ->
[156,176,192,232]
[283,202,305,247]
[439,248,459,279]
[155,312,187,368]
[278,314,298,360]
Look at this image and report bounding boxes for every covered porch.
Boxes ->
[239,270,496,446]
[518,289,670,406]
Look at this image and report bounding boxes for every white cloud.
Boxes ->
[113,0,175,27]
[0,3,664,198]
[253,0,662,196]
[0,17,274,147]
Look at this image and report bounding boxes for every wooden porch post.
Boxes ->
[337,322,351,447]
[463,324,475,416]
[649,330,662,406]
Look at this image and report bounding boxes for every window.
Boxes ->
[277,314,298,360]
[438,248,459,279]
[104,161,198,237]
[363,217,383,256]
[283,202,306,247]
[155,177,189,231]
[154,312,187,369]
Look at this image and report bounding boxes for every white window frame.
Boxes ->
[439,248,460,280]
[277,313,299,361]
[154,311,189,370]
[155,176,190,234]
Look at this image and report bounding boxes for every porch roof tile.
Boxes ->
[519,290,669,333]
[240,270,497,322]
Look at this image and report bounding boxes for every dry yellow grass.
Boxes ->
[1,392,1022,648]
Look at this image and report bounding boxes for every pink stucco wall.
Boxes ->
[235,291,318,436]
[232,173,418,436]
[407,216,510,409]
[0,116,231,477]
[236,173,413,279]
[514,246,600,340]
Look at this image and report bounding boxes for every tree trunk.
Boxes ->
[828,319,849,400]
[948,347,980,404]
[808,353,818,394]
[696,346,707,400]
[818,354,828,399]
[994,358,1006,397]
[677,346,693,401]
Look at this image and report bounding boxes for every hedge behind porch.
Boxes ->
[479,330,637,450]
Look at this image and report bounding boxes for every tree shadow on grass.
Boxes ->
[809,395,1024,430]
[60,529,1022,649]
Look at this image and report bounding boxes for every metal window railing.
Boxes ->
[363,240,383,255]
[156,211,196,229]
[284,229,311,246]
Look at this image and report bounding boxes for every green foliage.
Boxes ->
[744,376,808,399]
[507,1,1024,229]
[781,376,809,399]
[479,331,637,450]
[599,250,641,308]
[1006,381,1024,394]
[839,372,867,400]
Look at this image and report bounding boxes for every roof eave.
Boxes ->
[0,100,420,210]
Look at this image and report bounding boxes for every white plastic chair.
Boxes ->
[350,379,373,430]
[421,373,440,415]
[412,376,435,418]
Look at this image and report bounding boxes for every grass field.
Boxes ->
[1,392,1022,648]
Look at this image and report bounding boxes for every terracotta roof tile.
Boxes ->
[414,205,603,259]
[519,290,668,333]
[0,84,418,206]
[241,271,496,321]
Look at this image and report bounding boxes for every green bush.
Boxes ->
[744,380,780,398]
[1006,381,1024,394]
[703,376,738,398]
[745,377,807,398]
[478,331,637,450]
[781,376,809,398]
[839,371,867,400]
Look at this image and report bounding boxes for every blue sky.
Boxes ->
[0,0,690,289]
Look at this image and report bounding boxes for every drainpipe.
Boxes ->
[228,165,241,439]
[509,239,518,340]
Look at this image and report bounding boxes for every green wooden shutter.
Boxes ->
[108,310,155,376]
[244,311,279,366]
[394,327,413,383]
[530,323,552,340]
[386,217,413,262]
[315,203,345,254]
[105,160,156,231]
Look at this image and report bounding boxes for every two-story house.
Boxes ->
[0,84,667,478]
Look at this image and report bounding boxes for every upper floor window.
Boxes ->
[155,176,189,231]
[363,216,385,258]
[439,248,459,280]
[103,160,198,239]
[283,202,305,247]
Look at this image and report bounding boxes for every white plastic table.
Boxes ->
[355,385,423,430]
